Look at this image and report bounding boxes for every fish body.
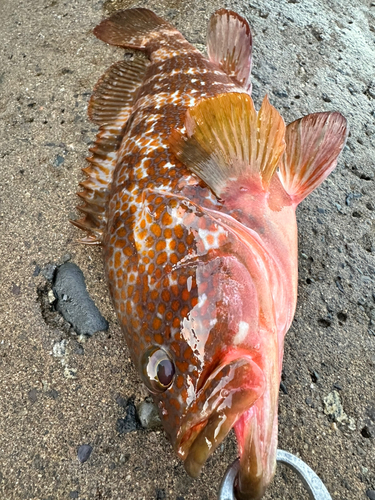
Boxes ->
[73,8,348,499]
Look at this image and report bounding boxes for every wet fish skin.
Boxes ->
[72,8,348,499]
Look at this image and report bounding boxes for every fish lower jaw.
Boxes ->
[234,403,278,500]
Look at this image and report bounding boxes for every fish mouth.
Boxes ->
[175,354,265,478]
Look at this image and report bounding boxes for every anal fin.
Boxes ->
[207,9,253,93]
[278,112,348,205]
[72,57,148,244]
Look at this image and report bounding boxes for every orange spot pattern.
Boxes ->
[98,37,245,442]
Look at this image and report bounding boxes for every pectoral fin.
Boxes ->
[170,93,285,199]
[207,9,253,93]
[278,111,348,205]
[93,8,170,50]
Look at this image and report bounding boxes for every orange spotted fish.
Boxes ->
[72,8,348,499]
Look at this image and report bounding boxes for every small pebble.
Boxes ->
[62,253,71,263]
[74,344,84,355]
[367,405,375,421]
[116,395,128,409]
[357,445,366,456]
[138,399,162,429]
[367,82,375,98]
[33,265,41,277]
[335,280,344,293]
[280,382,288,395]
[324,391,348,424]
[345,192,361,206]
[119,453,130,464]
[53,339,67,358]
[156,489,166,500]
[117,398,142,434]
[28,388,38,404]
[366,490,375,500]
[77,444,93,463]
[47,389,59,400]
[273,89,289,98]
[41,263,57,282]
[53,154,65,167]
[361,424,375,439]
[48,289,56,305]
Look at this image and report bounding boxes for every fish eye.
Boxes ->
[141,347,175,393]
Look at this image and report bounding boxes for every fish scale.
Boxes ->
[72,8,348,500]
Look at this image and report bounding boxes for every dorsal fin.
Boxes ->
[72,57,148,244]
[278,112,348,205]
[207,9,253,93]
[88,57,148,126]
[93,8,172,51]
[169,93,285,199]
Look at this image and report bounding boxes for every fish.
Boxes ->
[72,8,348,499]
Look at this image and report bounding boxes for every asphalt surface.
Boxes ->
[0,0,374,499]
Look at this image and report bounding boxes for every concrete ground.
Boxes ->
[0,0,374,499]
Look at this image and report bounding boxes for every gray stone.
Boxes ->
[53,263,108,336]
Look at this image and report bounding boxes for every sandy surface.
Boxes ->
[1,0,375,499]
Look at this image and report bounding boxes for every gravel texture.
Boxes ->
[0,0,374,499]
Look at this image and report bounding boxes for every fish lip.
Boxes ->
[174,353,265,477]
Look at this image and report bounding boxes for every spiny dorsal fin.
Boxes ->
[93,8,172,50]
[88,57,149,126]
[169,93,285,198]
[72,57,149,244]
[207,9,253,93]
[278,112,348,205]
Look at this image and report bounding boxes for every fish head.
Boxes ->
[134,190,285,498]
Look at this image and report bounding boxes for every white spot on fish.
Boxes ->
[198,225,227,251]
[234,321,249,345]
[214,413,227,439]
[205,437,212,450]
[197,293,207,308]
